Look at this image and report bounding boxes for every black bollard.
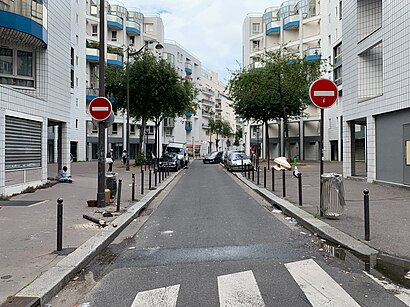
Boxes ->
[141,170,144,194]
[257,167,260,185]
[57,198,63,251]
[272,168,275,191]
[162,166,165,181]
[364,189,370,241]
[154,169,157,186]
[264,167,267,188]
[149,169,152,190]
[116,179,122,212]
[159,166,162,184]
[252,167,255,181]
[298,173,302,206]
[241,159,244,176]
[282,169,286,197]
[132,173,135,201]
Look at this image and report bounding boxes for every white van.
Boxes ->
[165,142,188,167]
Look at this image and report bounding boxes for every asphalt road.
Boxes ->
[49,160,408,307]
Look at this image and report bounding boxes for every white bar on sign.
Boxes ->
[285,259,361,307]
[314,91,335,96]
[91,106,109,111]
[131,284,180,307]
[218,270,265,307]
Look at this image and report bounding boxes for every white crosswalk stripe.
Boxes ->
[285,259,361,307]
[217,270,265,307]
[131,284,180,307]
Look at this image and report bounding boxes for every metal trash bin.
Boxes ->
[105,172,118,200]
[320,173,345,218]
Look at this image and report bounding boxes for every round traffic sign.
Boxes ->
[89,97,112,121]
[309,79,338,109]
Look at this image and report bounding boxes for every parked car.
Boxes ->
[203,151,223,164]
[165,142,189,168]
[223,150,241,168]
[159,153,180,171]
[226,151,253,172]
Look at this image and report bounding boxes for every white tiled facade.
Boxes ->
[0,1,73,195]
[342,0,410,185]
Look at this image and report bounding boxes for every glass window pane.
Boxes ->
[17,50,33,77]
[406,141,410,165]
[0,48,13,75]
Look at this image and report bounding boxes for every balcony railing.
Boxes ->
[283,14,299,30]
[126,20,140,35]
[202,98,214,107]
[0,0,45,25]
[304,47,321,61]
[107,52,123,66]
[185,62,192,74]
[266,20,281,35]
[202,110,212,118]
[107,14,123,30]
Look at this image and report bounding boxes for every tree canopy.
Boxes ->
[228,50,326,163]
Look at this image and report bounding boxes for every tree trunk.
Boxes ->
[138,118,146,157]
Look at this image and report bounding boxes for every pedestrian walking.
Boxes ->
[106,148,114,172]
[122,150,128,165]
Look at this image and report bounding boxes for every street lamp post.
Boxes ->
[256,126,260,169]
[125,41,163,171]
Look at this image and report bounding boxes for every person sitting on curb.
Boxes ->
[56,166,73,183]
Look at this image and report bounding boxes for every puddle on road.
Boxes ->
[316,240,410,289]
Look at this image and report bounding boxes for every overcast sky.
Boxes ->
[117,0,283,83]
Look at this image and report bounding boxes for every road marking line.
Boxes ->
[285,259,360,307]
[131,284,180,307]
[314,90,335,96]
[218,270,265,307]
[28,200,49,207]
[91,106,109,111]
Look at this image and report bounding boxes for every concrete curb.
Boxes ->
[234,173,380,260]
[14,171,180,306]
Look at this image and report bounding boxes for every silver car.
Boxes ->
[226,151,253,172]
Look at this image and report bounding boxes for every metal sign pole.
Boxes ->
[319,108,324,216]
[97,0,106,207]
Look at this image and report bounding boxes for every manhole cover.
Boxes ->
[0,200,46,207]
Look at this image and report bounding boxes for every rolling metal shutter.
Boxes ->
[5,116,42,170]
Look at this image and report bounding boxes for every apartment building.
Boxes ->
[342,0,410,185]
[200,69,237,154]
[161,40,201,154]
[243,0,323,160]
[84,0,164,161]
[0,0,74,195]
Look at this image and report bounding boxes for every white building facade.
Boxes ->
[0,0,74,196]
[342,0,410,186]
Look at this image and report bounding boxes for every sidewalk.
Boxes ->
[248,160,410,261]
[0,161,160,304]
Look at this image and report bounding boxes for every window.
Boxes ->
[339,1,342,19]
[75,119,78,129]
[252,40,260,52]
[70,47,75,88]
[112,31,117,41]
[92,122,98,133]
[0,47,34,87]
[130,36,135,45]
[144,23,154,33]
[76,98,79,108]
[112,123,118,134]
[252,23,260,34]
[130,124,136,134]
[92,25,98,36]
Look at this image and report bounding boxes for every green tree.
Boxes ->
[209,118,231,151]
[106,51,197,158]
[234,126,242,146]
[228,50,325,166]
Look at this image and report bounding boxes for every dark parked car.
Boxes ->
[203,151,223,164]
[159,153,180,171]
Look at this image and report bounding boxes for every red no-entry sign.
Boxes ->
[309,79,338,109]
[89,97,112,121]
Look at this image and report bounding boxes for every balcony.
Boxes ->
[107,52,123,66]
[185,62,192,74]
[107,14,123,30]
[202,87,214,96]
[185,121,192,131]
[202,98,214,107]
[304,47,321,61]
[126,20,141,36]
[86,88,115,103]
[202,110,212,118]
[215,103,222,111]
[86,48,123,66]
[266,20,281,35]
[0,0,48,48]
[283,14,300,30]
[249,62,265,70]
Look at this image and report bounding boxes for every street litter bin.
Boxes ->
[105,172,118,200]
[320,173,346,218]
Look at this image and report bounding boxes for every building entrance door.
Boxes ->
[404,124,410,185]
